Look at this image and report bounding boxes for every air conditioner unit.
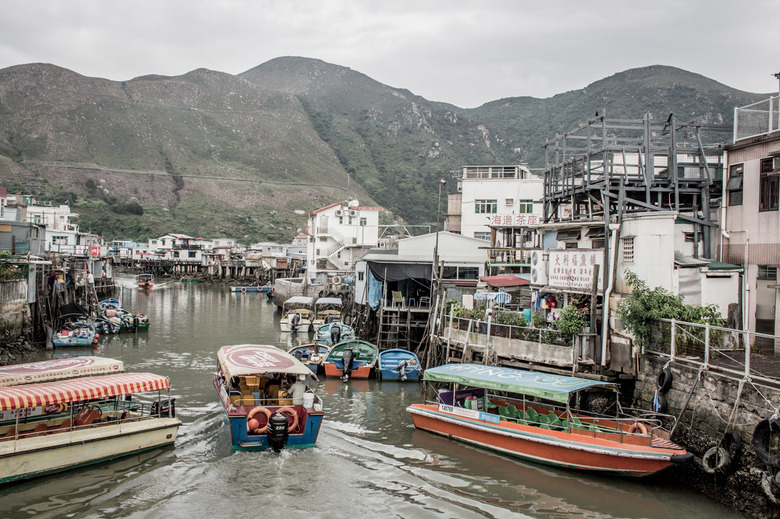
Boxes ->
[530,252,547,285]
[349,210,357,216]
[335,209,343,216]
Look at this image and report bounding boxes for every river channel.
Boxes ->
[0,280,739,518]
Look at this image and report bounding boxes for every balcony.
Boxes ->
[486,248,535,267]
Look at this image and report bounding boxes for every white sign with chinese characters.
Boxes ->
[488,214,541,227]
[548,250,604,291]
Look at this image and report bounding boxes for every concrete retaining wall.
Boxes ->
[0,280,29,333]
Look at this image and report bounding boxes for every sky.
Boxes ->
[1,0,778,108]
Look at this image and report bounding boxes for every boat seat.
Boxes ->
[525,408,540,424]
[498,406,513,421]
[483,397,498,410]
[506,404,520,418]
[74,408,101,427]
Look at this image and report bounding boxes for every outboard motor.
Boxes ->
[396,360,409,381]
[267,411,290,452]
[290,312,300,332]
[151,398,176,418]
[341,348,354,381]
[132,315,140,332]
[330,324,342,345]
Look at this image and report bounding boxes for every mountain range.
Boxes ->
[0,57,767,242]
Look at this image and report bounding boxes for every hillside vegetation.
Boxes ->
[0,59,767,242]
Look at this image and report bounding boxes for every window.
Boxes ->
[727,164,743,206]
[591,239,605,249]
[622,237,635,263]
[189,251,196,258]
[758,266,777,280]
[358,272,364,281]
[759,158,779,211]
[475,199,497,214]
[518,200,533,213]
[360,217,367,226]
[565,242,579,249]
[473,232,491,241]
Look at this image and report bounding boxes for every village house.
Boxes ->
[305,199,382,283]
[721,94,780,340]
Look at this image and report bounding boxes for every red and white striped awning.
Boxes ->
[0,373,170,411]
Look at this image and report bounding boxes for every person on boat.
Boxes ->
[287,374,307,406]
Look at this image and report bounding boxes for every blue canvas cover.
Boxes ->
[423,363,616,404]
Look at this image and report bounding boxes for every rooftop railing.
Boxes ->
[734,95,780,142]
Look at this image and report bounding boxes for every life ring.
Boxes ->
[753,419,780,468]
[257,285,262,291]
[277,406,299,433]
[241,287,247,293]
[332,276,341,285]
[657,367,673,393]
[628,422,649,435]
[701,446,731,474]
[247,406,272,434]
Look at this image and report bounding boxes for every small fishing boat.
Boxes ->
[0,369,180,484]
[52,322,98,347]
[279,296,315,333]
[136,273,154,290]
[322,339,378,381]
[314,321,355,346]
[229,284,272,293]
[311,297,343,328]
[99,298,150,332]
[407,364,692,477]
[377,349,421,381]
[213,344,324,451]
[287,343,331,374]
[180,276,199,283]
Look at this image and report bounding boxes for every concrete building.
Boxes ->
[448,165,543,241]
[305,199,382,282]
[721,95,780,338]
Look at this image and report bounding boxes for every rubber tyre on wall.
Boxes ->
[720,431,742,463]
[656,368,673,393]
[701,446,731,474]
[753,419,780,468]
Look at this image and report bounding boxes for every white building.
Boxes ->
[454,165,544,241]
[306,199,382,282]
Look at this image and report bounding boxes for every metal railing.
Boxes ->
[446,316,572,347]
[644,318,780,384]
[734,95,780,141]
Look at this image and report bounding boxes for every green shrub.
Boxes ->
[555,305,589,338]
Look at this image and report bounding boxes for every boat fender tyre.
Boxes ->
[657,367,673,393]
[753,419,780,468]
[720,431,742,462]
[278,406,299,433]
[628,422,649,435]
[247,406,272,434]
[337,292,344,300]
[701,446,731,474]
[318,290,324,298]
[327,292,336,298]
[652,391,668,414]
[761,471,780,505]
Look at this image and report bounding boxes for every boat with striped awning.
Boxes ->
[0,357,124,387]
[0,371,181,484]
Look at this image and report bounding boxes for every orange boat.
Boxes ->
[407,364,692,477]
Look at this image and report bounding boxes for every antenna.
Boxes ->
[774,72,780,94]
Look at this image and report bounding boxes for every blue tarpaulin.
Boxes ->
[368,268,383,311]
[473,292,511,305]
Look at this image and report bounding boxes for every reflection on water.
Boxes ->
[0,281,738,518]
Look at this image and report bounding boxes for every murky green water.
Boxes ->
[0,280,739,518]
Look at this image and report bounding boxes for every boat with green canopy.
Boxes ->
[407,363,691,477]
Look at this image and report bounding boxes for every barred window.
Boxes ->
[622,237,635,264]
[475,199,497,214]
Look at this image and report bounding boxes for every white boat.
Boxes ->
[311,297,343,328]
[0,370,181,484]
[279,296,315,333]
[0,357,124,387]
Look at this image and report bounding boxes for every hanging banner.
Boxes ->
[548,250,604,292]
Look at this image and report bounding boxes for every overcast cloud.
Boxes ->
[0,0,777,108]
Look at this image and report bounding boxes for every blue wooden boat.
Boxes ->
[213,344,323,451]
[314,322,355,345]
[229,284,272,293]
[287,343,331,374]
[52,322,98,347]
[377,349,421,381]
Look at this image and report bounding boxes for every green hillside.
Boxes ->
[0,59,767,242]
